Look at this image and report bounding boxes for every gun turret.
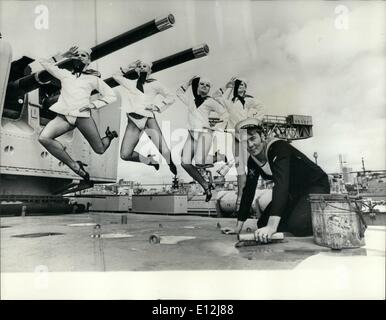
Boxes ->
[3,15,175,118]
[11,14,174,94]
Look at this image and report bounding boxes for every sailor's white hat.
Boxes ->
[236,118,263,131]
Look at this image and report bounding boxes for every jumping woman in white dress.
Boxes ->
[113,60,177,175]
[177,76,228,202]
[38,47,118,181]
[213,77,266,211]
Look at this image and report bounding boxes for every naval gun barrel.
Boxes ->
[104,43,210,87]
[90,14,175,61]
[150,43,209,74]
[9,14,175,94]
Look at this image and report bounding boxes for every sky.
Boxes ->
[1,0,385,184]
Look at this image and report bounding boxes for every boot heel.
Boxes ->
[76,161,90,181]
[105,127,118,139]
[204,184,213,202]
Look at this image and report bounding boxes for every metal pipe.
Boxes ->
[140,43,209,76]
[104,43,210,87]
[90,14,175,61]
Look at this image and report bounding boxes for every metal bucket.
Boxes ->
[309,194,367,249]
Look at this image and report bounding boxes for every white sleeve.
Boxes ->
[90,77,117,109]
[112,72,137,92]
[208,98,228,117]
[224,87,233,100]
[38,58,72,81]
[207,98,229,131]
[246,98,266,120]
[212,87,233,112]
[154,82,175,113]
[176,85,192,107]
[212,88,226,106]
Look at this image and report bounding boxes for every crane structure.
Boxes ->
[261,114,313,140]
[209,114,313,141]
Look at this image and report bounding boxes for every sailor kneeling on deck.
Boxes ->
[233,118,330,242]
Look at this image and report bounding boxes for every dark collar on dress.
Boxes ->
[192,77,209,107]
[232,79,253,106]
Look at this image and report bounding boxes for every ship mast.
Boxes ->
[362,157,366,174]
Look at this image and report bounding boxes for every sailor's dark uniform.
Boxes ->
[238,139,330,236]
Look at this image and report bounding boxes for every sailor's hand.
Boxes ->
[225,77,237,88]
[145,104,160,112]
[187,75,199,87]
[119,61,141,74]
[79,106,92,112]
[221,227,236,235]
[128,60,142,69]
[254,226,277,243]
[63,46,79,59]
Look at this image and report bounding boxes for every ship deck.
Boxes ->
[1,212,385,299]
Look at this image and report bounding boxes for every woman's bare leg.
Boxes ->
[145,118,172,163]
[194,131,214,165]
[180,132,210,190]
[146,117,176,174]
[38,115,79,172]
[120,116,151,164]
[75,116,113,154]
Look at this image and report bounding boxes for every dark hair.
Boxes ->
[191,77,200,99]
[246,125,264,136]
[191,77,208,107]
[233,79,245,97]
